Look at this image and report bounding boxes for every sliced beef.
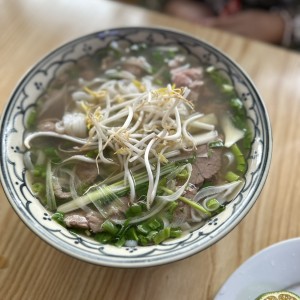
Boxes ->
[64,210,104,233]
[64,210,89,229]
[171,67,204,89]
[37,119,57,132]
[86,211,104,232]
[190,147,223,187]
[75,163,99,184]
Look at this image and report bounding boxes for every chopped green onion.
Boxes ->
[32,182,45,195]
[126,227,139,241]
[146,230,158,241]
[222,84,234,94]
[230,98,244,110]
[94,232,113,244]
[101,220,119,235]
[137,223,151,235]
[114,236,126,248]
[52,211,65,226]
[33,165,47,178]
[86,149,98,158]
[153,227,171,244]
[225,171,240,182]
[209,140,224,148]
[176,168,189,180]
[170,227,182,238]
[231,143,247,174]
[26,110,37,129]
[125,203,143,218]
[243,128,252,150]
[147,218,162,230]
[206,66,230,88]
[138,235,149,246]
[44,147,61,163]
[160,186,211,216]
[206,198,221,211]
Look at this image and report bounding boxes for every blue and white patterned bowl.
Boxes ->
[0,27,272,267]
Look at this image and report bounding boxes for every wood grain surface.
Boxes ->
[1,0,300,299]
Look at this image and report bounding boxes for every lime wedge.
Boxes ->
[256,290,300,300]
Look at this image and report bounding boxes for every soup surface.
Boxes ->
[24,41,251,247]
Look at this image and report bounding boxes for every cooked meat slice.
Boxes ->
[86,211,104,233]
[172,67,203,88]
[190,148,223,187]
[75,163,99,184]
[37,119,57,132]
[64,211,89,229]
[198,148,222,179]
[64,210,104,233]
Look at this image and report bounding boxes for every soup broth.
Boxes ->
[24,41,251,247]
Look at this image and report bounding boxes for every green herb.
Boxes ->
[125,203,143,218]
[225,171,240,182]
[52,212,65,226]
[101,220,119,235]
[170,227,182,238]
[165,201,179,221]
[137,223,151,235]
[147,218,162,230]
[176,168,189,180]
[94,232,114,244]
[160,186,211,216]
[26,109,37,130]
[32,182,45,195]
[126,227,139,241]
[243,128,253,150]
[33,165,47,178]
[206,66,230,88]
[209,140,224,148]
[114,236,126,248]
[44,147,61,163]
[153,227,171,244]
[206,198,220,211]
[86,149,98,158]
[231,143,247,174]
[221,84,235,96]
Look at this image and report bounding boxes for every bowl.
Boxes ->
[0,27,272,268]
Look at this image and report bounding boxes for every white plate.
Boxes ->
[215,238,300,299]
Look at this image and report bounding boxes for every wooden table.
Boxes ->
[1,0,300,299]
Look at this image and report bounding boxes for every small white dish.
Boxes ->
[215,238,300,299]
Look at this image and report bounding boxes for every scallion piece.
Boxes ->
[126,227,139,241]
[125,203,143,218]
[231,143,247,174]
[94,232,113,244]
[32,182,45,195]
[206,198,220,211]
[153,227,171,245]
[160,186,211,216]
[137,224,151,235]
[101,220,119,235]
[52,211,65,226]
[114,236,126,248]
[209,140,224,148]
[225,171,240,182]
[170,228,182,238]
[26,109,37,129]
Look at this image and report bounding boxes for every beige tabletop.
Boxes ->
[1,0,300,299]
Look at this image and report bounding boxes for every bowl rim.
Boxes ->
[0,26,272,267]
